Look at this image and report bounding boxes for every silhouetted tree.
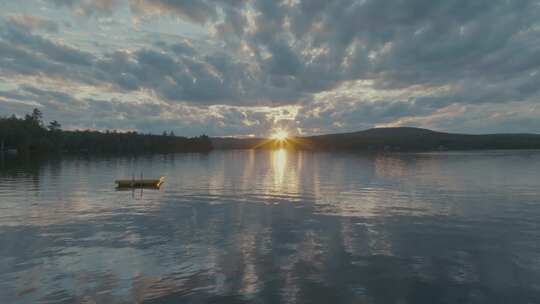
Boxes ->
[48,120,61,132]
[25,108,43,127]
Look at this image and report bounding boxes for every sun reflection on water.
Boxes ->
[272,149,287,186]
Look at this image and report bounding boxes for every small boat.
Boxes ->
[115,176,165,189]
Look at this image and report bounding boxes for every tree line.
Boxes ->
[0,109,213,155]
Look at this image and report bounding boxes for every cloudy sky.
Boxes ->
[1,0,540,137]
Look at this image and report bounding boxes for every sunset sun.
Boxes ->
[271,129,289,142]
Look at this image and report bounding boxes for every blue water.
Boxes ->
[1,150,540,303]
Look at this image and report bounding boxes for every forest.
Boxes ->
[0,109,213,155]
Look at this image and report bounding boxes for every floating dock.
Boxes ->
[115,176,165,189]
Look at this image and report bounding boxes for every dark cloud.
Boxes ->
[223,0,540,96]
[36,0,540,97]
[94,49,259,105]
[0,16,301,107]
[168,41,196,56]
[0,40,67,76]
[0,20,94,66]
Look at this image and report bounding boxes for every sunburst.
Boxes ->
[271,129,289,142]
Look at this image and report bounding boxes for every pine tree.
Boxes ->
[48,120,62,132]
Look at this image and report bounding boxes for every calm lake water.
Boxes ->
[1,150,540,303]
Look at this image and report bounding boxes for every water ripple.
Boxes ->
[1,150,540,303]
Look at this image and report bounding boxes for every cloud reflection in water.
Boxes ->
[1,151,540,303]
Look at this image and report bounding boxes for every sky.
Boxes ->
[1,0,540,137]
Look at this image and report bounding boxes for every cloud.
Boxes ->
[0,20,94,66]
[49,0,123,16]
[129,0,218,24]
[2,0,540,135]
[8,14,59,33]
[0,16,302,107]
[0,84,297,136]
[93,48,299,106]
[379,102,540,134]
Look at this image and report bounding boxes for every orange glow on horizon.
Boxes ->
[250,128,313,150]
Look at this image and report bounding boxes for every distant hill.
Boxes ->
[212,127,540,151]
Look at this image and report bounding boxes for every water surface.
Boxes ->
[1,150,540,303]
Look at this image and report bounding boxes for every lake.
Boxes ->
[1,150,540,303]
